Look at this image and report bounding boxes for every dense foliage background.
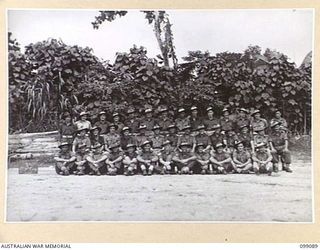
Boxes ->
[8,32,311,134]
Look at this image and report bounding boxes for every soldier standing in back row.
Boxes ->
[175,108,191,132]
[144,108,156,133]
[203,107,220,132]
[270,109,288,128]
[124,108,140,133]
[59,112,76,144]
[112,112,124,134]
[220,108,235,132]
[250,109,268,133]
[235,108,250,133]
[269,122,292,173]
[157,107,172,133]
[190,106,202,130]
[94,111,109,137]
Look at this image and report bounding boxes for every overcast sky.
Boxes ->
[8,9,313,66]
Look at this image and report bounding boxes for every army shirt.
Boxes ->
[251,118,268,132]
[105,132,121,148]
[150,134,165,149]
[269,131,288,148]
[195,133,211,147]
[94,120,110,135]
[233,150,251,163]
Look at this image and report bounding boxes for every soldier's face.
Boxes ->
[181,146,189,153]
[254,113,261,119]
[80,147,86,153]
[79,130,86,136]
[140,129,146,134]
[61,146,69,152]
[146,112,152,118]
[65,117,71,123]
[216,147,223,153]
[112,146,119,153]
[199,129,205,134]
[223,111,229,117]
[100,114,106,121]
[227,130,233,136]
[274,125,280,131]
[164,144,171,151]
[241,127,248,133]
[127,147,134,154]
[128,112,135,118]
[154,129,160,135]
[275,111,281,118]
[197,146,204,153]
[124,130,129,136]
[192,110,198,117]
[239,111,245,117]
[258,130,265,135]
[93,129,99,135]
[185,129,190,134]
[237,144,244,152]
[113,116,119,122]
[207,110,214,117]
[179,112,185,118]
[143,144,151,152]
[110,127,116,133]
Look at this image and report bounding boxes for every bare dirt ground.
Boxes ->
[6,150,312,222]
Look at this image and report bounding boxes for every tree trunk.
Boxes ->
[153,11,169,67]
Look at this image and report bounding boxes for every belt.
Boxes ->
[62,135,73,139]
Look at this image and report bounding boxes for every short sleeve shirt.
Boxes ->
[237,132,252,148]
[175,116,191,131]
[105,133,121,147]
[269,131,288,147]
[166,134,178,147]
[150,135,165,149]
[108,150,124,161]
[203,118,220,130]
[212,151,230,162]
[233,150,251,163]
[253,149,270,162]
[73,136,91,150]
[175,151,194,160]
[220,117,235,131]
[251,118,268,132]
[94,121,110,135]
[139,151,157,161]
[75,120,92,130]
[59,122,76,136]
[195,151,210,161]
[160,150,174,162]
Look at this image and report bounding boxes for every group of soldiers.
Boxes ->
[54,106,292,176]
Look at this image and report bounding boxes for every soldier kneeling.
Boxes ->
[54,142,76,176]
[122,143,138,176]
[137,141,158,176]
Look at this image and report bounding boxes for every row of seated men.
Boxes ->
[55,107,292,176]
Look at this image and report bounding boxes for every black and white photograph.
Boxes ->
[7,9,313,222]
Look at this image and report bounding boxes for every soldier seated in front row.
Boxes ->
[194,124,211,152]
[194,143,212,175]
[74,143,89,175]
[105,144,124,176]
[269,122,292,173]
[122,143,138,176]
[232,141,252,174]
[137,141,158,176]
[209,142,235,174]
[172,142,197,175]
[72,128,91,153]
[86,143,108,176]
[54,142,76,176]
[158,140,175,174]
[252,142,273,176]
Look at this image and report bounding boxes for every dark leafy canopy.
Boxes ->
[8,33,311,134]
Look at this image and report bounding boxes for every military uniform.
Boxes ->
[203,118,220,131]
[54,149,76,175]
[105,132,121,148]
[210,151,234,173]
[159,148,175,174]
[220,117,235,131]
[94,120,110,135]
[195,133,211,147]
[252,133,269,148]
[157,118,172,133]
[59,121,76,144]
[75,120,92,130]
[106,148,124,175]
[175,116,191,131]
[137,146,158,175]
[251,118,268,132]
[123,150,138,175]
[237,132,252,149]
[136,134,149,148]
[177,134,195,148]
[86,146,108,175]
[120,134,137,150]
[190,117,202,130]
[270,117,288,128]
[173,150,196,174]
[225,132,239,151]
[166,133,178,148]
[235,116,250,132]
[124,119,140,133]
[210,132,225,147]
[74,147,89,175]
[90,135,105,147]
[72,135,91,152]
[252,146,272,175]
[269,130,291,166]
[232,149,252,173]
[195,150,211,174]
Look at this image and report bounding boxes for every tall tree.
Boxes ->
[92,10,178,68]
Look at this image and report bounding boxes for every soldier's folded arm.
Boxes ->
[111,155,124,164]
[209,156,221,166]
[54,156,69,162]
